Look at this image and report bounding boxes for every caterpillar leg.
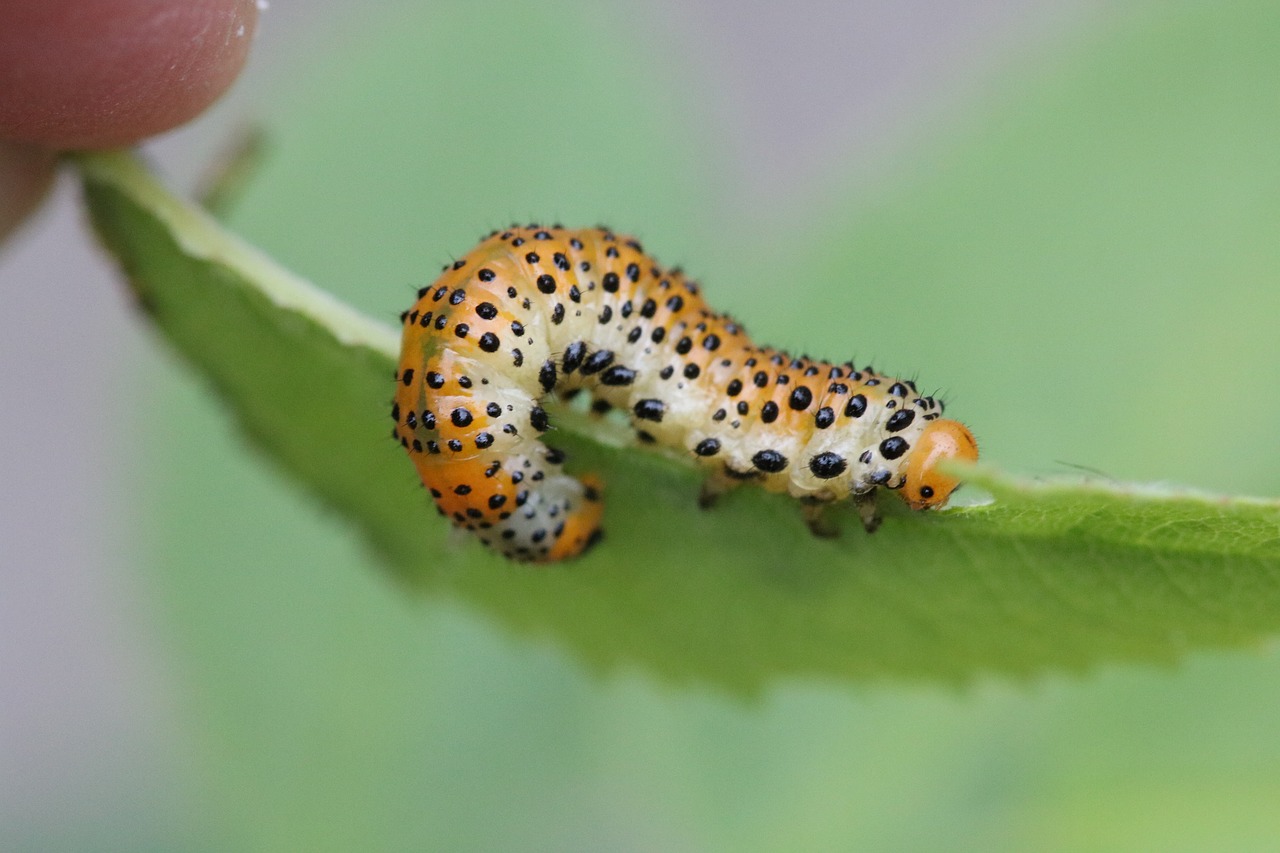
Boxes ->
[801,499,841,539]
[853,490,882,534]
[697,471,742,509]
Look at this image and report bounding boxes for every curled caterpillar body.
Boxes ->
[393,225,978,562]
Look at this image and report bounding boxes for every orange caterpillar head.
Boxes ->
[898,419,979,511]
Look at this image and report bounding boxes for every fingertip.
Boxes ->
[0,143,58,244]
[0,0,260,150]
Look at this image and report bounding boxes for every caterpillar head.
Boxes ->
[899,419,979,511]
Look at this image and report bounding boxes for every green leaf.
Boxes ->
[77,149,1280,690]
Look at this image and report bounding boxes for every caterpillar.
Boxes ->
[392,225,978,563]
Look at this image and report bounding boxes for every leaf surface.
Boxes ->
[79,151,1280,689]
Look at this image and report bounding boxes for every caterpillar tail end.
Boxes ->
[540,474,605,562]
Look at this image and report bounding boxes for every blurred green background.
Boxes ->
[19,1,1280,850]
